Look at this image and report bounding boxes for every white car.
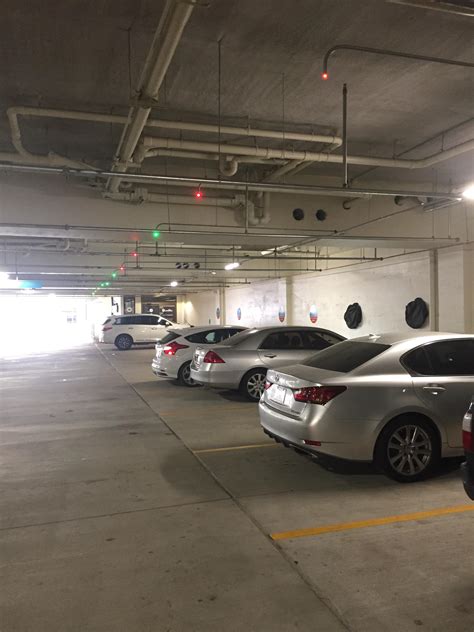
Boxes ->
[152,325,246,386]
[100,313,178,350]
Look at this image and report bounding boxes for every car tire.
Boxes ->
[240,368,267,402]
[114,334,133,350]
[374,416,441,483]
[177,361,197,387]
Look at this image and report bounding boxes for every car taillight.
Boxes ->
[462,412,473,451]
[203,350,225,363]
[293,385,346,405]
[102,326,113,332]
[163,341,189,356]
[264,381,272,390]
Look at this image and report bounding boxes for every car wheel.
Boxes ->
[240,368,267,402]
[375,417,440,483]
[114,334,133,350]
[178,361,197,387]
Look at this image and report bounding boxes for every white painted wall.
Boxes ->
[290,252,432,337]
[225,279,287,327]
[183,251,472,336]
[183,290,220,326]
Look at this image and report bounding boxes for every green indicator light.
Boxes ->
[105,281,111,287]
[152,230,161,239]
[100,282,105,287]
[112,271,117,278]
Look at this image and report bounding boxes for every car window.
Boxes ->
[303,341,391,373]
[301,331,335,351]
[260,331,292,350]
[216,328,240,342]
[159,332,180,345]
[139,315,155,325]
[223,329,259,346]
[408,340,474,376]
[402,346,432,375]
[186,330,210,344]
[102,318,111,325]
[157,316,171,326]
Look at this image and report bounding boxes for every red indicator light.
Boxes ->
[321,72,329,81]
[131,251,138,258]
[194,189,203,199]
[119,265,125,272]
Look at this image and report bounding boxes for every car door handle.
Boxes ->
[422,384,446,395]
[264,354,277,358]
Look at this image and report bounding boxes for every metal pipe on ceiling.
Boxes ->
[322,44,474,79]
[6,107,341,158]
[0,163,462,200]
[107,0,195,193]
[139,135,474,171]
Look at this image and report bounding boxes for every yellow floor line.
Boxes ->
[271,503,474,541]
[194,443,278,454]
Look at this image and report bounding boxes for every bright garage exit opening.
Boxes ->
[0,293,110,358]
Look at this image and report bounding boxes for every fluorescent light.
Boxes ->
[211,271,217,275]
[260,250,273,256]
[462,184,474,200]
[170,280,179,287]
[224,262,240,271]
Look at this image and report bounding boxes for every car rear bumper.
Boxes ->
[461,454,474,500]
[190,366,240,389]
[258,399,377,461]
[151,357,178,379]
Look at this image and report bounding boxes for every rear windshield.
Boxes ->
[222,328,259,346]
[302,340,390,373]
[158,332,180,345]
[102,318,111,325]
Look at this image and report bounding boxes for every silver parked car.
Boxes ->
[151,325,245,386]
[190,326,345,401]
[259,332,474,482]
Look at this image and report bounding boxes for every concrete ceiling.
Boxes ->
[0,0,472,294]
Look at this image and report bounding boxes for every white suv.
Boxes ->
[100,314,178,350]
[152,325,245,386]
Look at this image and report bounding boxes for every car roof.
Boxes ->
[170,325,246,336]
[114,313,174,321]
[350,331,474,346]
[243,326,342,334]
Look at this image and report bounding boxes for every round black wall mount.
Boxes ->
[405,297,429,329]
[344,302,362,329]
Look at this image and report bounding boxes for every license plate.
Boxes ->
[269,384,287,405]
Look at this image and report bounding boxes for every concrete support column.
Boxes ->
[285,277,293,325]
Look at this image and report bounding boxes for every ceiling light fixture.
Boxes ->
[462,184,474,200]
[224,262,240,271]
[170,280,179,287]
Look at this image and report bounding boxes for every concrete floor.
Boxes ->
[1,344,473,632]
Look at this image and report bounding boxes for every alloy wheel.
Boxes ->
[247,372,266,399]
[181,363,194,386]
[387,424,432,476]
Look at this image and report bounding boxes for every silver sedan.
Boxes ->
[259,332,474,482]
[190,326,345,401]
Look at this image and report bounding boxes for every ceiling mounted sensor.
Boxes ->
[315,209,327,222]
[293,208,305,221]
[387,0,474,16]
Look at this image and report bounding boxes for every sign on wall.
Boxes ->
[216,306,221,320]
[237,307,242,320]
[278,306,286,322]
[309,304,318,324]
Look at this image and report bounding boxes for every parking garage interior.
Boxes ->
[1,1,474,631]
